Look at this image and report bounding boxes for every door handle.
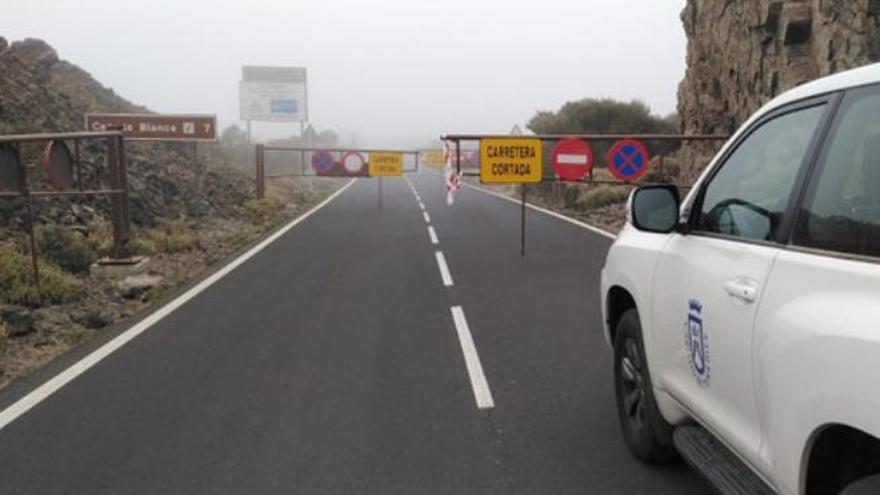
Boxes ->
[723,278,759,303]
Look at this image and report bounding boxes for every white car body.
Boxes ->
[601,63,880,495]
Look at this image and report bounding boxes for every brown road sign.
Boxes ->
[85,114,217,141]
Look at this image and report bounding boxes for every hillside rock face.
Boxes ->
[0,37,251,226]
[676,0,880,181]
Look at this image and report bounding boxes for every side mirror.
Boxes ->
[630,185,681,234]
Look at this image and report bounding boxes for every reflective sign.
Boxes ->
[369,152,405,177]
[608,139,650,183]
[0,144,24,193]
[341,152,368,176]
[479,138,542,184]
[43,140,75,190]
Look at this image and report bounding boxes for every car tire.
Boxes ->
[613,308,677,463]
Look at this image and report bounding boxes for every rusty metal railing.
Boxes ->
[0,130,132,296]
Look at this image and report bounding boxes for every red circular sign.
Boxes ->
[341,152,366,176]
[607,139,651,183]
[552,138,594,181]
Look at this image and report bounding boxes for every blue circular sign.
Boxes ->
[608,139,650,183]
[311,151,335,175]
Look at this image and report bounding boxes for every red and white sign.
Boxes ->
[341,152,366,175]
[552,138,594,181]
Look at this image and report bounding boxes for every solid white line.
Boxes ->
[435,251,453,286]
[450,306,494,410]
[428,225,439,245]
[460,181,617,240]
[0,179,358,432]
[423,211,431,224]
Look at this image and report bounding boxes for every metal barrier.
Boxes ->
[439,133,731,255]
[0,130,132,293]
[254,145,421,200]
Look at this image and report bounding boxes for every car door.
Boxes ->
[650,97,834,468]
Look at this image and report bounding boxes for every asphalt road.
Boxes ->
[0,171,709,494]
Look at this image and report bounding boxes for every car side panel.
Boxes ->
[601,224,690,423]
[753,249,880,495]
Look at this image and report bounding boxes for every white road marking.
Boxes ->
[0,179,359,432]
[423,211,431,224]
[460,181,617,240]
[450,306,495,410]
[435,251,453,287]
[418,202,426,211]
[428,226,439,245]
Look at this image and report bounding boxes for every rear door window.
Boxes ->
[793,86,880,258]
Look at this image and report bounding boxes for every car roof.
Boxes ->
[682,62,880,210]
[758,62,880,117]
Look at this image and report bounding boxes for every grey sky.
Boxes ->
[4,0,688,148]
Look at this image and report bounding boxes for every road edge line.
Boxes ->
[0,179,358,432]
[450,306,494,410]
[460,180,618,240]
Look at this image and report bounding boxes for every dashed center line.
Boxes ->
[423,211,431,224]
[428,226,439,245]
[435,251,454,287]
[450,306,495,410]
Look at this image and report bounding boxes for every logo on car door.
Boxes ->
[686,299,711,386]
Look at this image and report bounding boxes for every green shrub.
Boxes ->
[563,186,580,210]
[35,224,98,274]
[127,236,158,256]
[0,244,83,307]
[580,185,632,210]
[244,197,284,225]
[131,220,200,255]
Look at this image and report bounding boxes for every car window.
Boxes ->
[694,104,826,242]
[793,88,880,258]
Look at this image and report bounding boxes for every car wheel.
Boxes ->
[614,308,676,463]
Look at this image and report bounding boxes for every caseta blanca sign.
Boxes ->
[85,114,217,141]
[239,65,308,123]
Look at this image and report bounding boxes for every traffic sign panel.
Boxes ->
[369,152,405,177]
[480,138,543,184]
[608,139,650,183]
[341,152,367,176]
[552,138,594,181]
[311,151,335,175]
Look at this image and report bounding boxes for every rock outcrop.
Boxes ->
[676,0,880,181]
[0,37,252,226]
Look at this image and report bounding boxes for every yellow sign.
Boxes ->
[369,152,405,177]
[480,138,543,184]
[422,150,445,167]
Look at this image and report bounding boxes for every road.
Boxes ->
[0,171,708,494]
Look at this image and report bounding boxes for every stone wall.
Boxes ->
[676,0,880,182]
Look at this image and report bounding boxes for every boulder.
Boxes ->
[119,274,163,299]
[0,305,35,337]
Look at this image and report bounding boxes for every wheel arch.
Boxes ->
[802,423,880,495]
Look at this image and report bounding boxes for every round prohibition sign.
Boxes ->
[607,139,651,183]
[552,138,594,181]
[311,150,335,175]
[341,152,366,175]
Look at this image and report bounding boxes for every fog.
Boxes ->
[3,0,687,149]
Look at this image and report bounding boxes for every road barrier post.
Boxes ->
[255,144,265,200]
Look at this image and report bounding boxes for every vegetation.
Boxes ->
[35,224,99,274]
[128,220,200,256]
[243,196,285,226]
[580,186,632,210]
[528,98,677,135]
[0,244,83,307]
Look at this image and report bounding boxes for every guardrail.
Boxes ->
[0,130,132,296]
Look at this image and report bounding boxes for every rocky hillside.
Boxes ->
[0,37,252,226]
[676,0,880,181]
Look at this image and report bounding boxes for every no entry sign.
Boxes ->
[552,138,594,181]
[608,139,650,183]
[311,151,335,175]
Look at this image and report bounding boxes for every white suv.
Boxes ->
[601,63,880,495]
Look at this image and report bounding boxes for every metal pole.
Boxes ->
[455,140,461,175]
[378,176,383,212]
[521,185,527,257]
[255,144,265,200]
